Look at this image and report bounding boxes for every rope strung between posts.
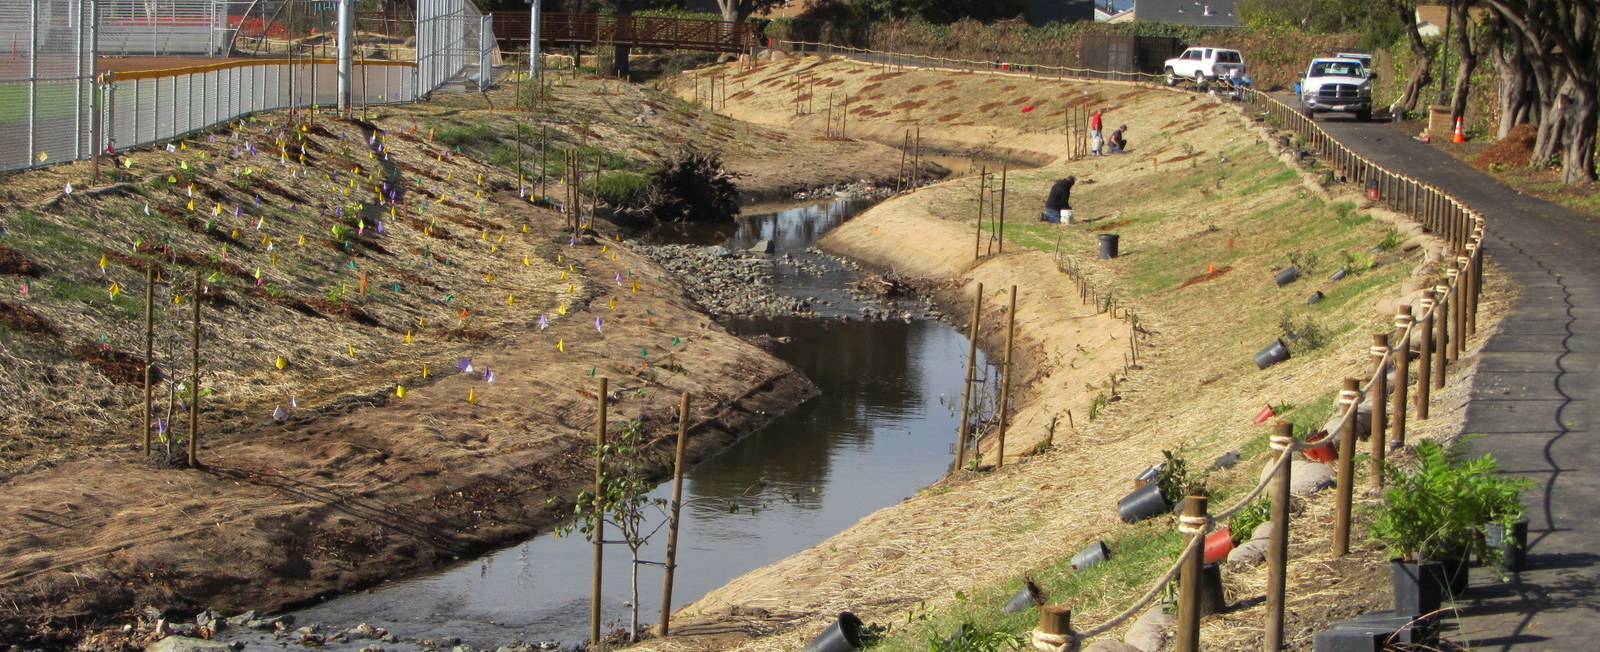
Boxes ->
[1071,442,1299,640]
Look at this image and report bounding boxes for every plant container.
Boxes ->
[1303,430,1337,463]
[1254,339,1291,369]
[1072,540,1111,571]
[803,612,864,652]
[1098,233,1120,259]
[1203,527,1235,564]
[1198,562,1226,617]
[1485,518,1529,573]
[1275,265,1300,286]
[1390,560,1457,619]
[1002,580,1046,614]
[1117,482,1170,523]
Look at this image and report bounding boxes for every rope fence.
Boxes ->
[771,44,1488,650]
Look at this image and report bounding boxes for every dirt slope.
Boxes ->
[625,57,1495,651]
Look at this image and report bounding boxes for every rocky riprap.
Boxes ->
[637,243,813,318]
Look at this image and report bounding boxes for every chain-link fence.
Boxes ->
[0,0,494,173]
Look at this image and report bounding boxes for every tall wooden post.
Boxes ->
[591,377,608,647]
[973,166,987,261]
[1176,495,1210,652]
[996,286,1017,468]
[997,163,1008,253]
[1332,378,1360,556]
[1370,334,1389,487]
[1392,305,1412,447]
[1433,282,1449,388]
[1417,290,1434,419]
[955,283,983,470]
[1449,260,1465,361]
[659,392,690,636]
[1264,423,1294,651]
[187,270,201,468]
[143,266,155,457]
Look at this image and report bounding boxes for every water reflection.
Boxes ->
[280,202,978,649]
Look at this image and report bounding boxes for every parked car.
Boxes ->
[1333,51,1375,76]
[1163,47,1247,85]
[1298,57,1374,121]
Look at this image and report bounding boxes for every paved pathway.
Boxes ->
[1316,115,1600,650]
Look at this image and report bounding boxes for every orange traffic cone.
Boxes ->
[1452,116,1466,143]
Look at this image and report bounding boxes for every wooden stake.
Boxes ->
[1434,283,1449,388]
[591,376,608,647]
[1393,306,1412,448]
[974,167,986,261]
[1417,290,1434,419]
[1176,495,1209,652]
[143,266,155,457]
[659,392,690,636]
[997,286,1017,467]
[997,163,1008,253]
[955,283,983,470]
[1370,334,1389,487]
[187,270,201,468]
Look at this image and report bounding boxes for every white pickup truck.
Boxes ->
[1163,47,1247,85]
[1298,57,1374,121]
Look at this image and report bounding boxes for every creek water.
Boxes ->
[249,201,980,649]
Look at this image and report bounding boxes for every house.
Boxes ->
[1026,0,1098,24]
[1131,0,1238,27]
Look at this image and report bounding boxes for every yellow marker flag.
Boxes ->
[108,282,121,298]
[497,235,505,244]
[567,284,576,294]
[559,270,567,280]
[274,355,286,370]
[395,385,407,398]
[230,229,239,238]
[568,264,575,272]
[608,297,616,309]
[612,252,618,261]
[490,244,497,253]
[557,339,565,352]
[557,255,563,263]
[347,344,356,356]
[421,363,430,378]
[98,254,108,269]
[523,256,530,266]
[481,230,488,241]
[186,199,195,211]
[507,294,515,305]
[522,224,529,233]
[404,331,413,344]
[417,317,426,327]
[484,272,494,282]
[631,280,640,293]
[213,204,221,216]
[467,387,476,403]
[602,245,609,253]
[557,304,568,315]
[299,234,307,246]
[271,254,280,265]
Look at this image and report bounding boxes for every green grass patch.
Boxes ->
[871,525,1183,651]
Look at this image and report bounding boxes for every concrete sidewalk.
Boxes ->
[1316,116,1600,650]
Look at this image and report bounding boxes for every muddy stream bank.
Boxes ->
[219,200,986,650]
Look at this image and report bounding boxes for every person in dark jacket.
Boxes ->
[1041,176,1076,224]
[1109,125,1129,153]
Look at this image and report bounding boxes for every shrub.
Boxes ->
[591,171,650,209]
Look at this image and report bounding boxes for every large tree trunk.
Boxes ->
[1487,0,1598,183]
[1392,1,1433,113]
[1447,0,1478,120]
[1558,79,1598,184]
[1489,12,1534,138]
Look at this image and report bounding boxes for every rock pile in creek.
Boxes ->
[638,244,812,317]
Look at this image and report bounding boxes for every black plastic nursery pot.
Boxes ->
[1485,519,1529,573]
[1275,265,1300,286]
[1098,233,1120,259]
[1117,482,1170,523]
[803,612,865,652]
[1003,580,1046,614]
[1254,339,1291,370]
[1198,561,1226,617]
[1390,559,1464,619]
[1071,540,1111,571]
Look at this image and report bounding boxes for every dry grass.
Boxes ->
[624,57,1506,652]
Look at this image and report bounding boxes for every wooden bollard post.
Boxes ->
[955,283,983,470]
[143,266,156,457]
[187,270,202,468]
[591,377,608,647]
[1470,227,1485,336]
[1416,290,1435,419]
[1450,259,1466,360]
[1392,305,1412,447]
[997,163,1008,254]
[658,392,690,636]
[1176,495,1210,652]
[1264,423,1294,651]
[997,286,1017,468]
[1036,605,1072,650]
[1370,334,1389,488]
[1434,281,1450,388]
[1332,378,1360,556]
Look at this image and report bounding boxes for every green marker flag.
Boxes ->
[588,366,596,377]
[640,348,648,358]
[672,337,682,347]
[391,282,400,292]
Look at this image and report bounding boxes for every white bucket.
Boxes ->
[1061,210,1074,224]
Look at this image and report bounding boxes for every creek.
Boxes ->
[233,200,982,650]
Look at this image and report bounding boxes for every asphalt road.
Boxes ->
[1313,113,1600,650]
